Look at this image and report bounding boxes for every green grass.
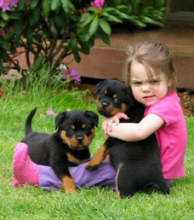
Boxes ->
[0,76,194,220]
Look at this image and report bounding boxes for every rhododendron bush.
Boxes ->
[0,0,166,74]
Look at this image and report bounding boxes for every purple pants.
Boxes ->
[39,162,171,191]
[39,160,117,191]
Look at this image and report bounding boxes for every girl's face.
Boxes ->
[130,61,172,107]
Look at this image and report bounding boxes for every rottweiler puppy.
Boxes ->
[85,79,170,198]
[22,108,98,193]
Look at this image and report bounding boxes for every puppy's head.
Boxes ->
[55,110,98,150]
[95,79,135,117]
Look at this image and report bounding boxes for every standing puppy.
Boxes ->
[85,80,170,198]
[22,108,98,193]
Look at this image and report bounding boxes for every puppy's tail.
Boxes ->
[25,108,37,135]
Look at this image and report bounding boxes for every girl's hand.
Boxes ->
[102,112,129,134]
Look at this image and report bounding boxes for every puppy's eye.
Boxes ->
[67,129,74,134]
[114,98,120,103]
[84,126,91,132]
[99,93,105,98]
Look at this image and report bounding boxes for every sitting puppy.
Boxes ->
[85,79,170,198]
[22,108,98,193]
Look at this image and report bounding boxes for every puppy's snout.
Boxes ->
[77,136,84,143]
[101,101,109,108]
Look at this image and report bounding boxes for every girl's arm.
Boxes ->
[103,114,165,141]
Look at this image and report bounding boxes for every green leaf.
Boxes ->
[42,0,51,17]
[30,0,39,9]
[15,34,22,47]
[116,11,133,19]
[13,21,23,34]
[71,38,78,54]
[79,14,95,28]
[68,1,75,10]
[80,13,91,23]
[51,25,58,34]
[29,16,35,26]
[61,0,69,13]
[1,12,9,21]
[0,36,10,51]
[34,56,45,69]
[79,32,91,42]
[89,16,99,36]
[32,6,40,23]
[78,40,90,55]
[95,28,110,45]
[26,29,33,46]
[17,0,26,10]
[0,50,10,62]
[141,16,164,27]
[54,14,64,27]
[99,19,111,35]
[0,61,3,72]
[74,52,81,63]
[103,7,116,12]
[116,5,127,10]
[51,0,61,11]
[8,12,20,20]
[105,15,122,23]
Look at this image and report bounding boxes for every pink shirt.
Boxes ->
[144,91,187,179]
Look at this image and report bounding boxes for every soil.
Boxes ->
[68,80,194,117]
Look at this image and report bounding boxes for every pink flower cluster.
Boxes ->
[0,0,19,12]
[46,107,57,117]
[91,0,105,9]
[61,68,81,84]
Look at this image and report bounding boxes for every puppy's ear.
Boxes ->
[95,80,109,95]
[84,111,99,128]
[124,86,135,106]
[55,112,67,129]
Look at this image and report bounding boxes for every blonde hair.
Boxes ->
[123,41,177,89]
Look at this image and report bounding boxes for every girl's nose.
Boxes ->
[141,83,151,91]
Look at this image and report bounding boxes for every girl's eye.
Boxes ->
[114,98,120,103]
[151,80,159,84]
[133,82,141,86]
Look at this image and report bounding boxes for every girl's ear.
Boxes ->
[167,72,176,89]
[167,77,173,88]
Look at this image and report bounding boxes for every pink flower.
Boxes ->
[46,107,56,117]
[0,30,4,36]
[83,8,88,13]
[91,0,105,9]
[0,0,19,12]
[70,75,81,83]
[59,68,81,83]
[70,69,78,76]
[63,69,71,75]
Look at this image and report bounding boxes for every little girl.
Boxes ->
[102,41,187,182]
[13,41,187,190]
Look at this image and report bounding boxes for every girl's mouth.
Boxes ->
[143,96,154,101]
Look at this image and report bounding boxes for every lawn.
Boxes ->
[0,77,194,220]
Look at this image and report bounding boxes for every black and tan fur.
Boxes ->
[22,108,98,193]
[85,79,170,198]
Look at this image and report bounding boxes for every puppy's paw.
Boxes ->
[85,160,100,171]
[62,176,77,194]
[65,188,78,194]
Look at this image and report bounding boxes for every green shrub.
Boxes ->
[0,0,167,74]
